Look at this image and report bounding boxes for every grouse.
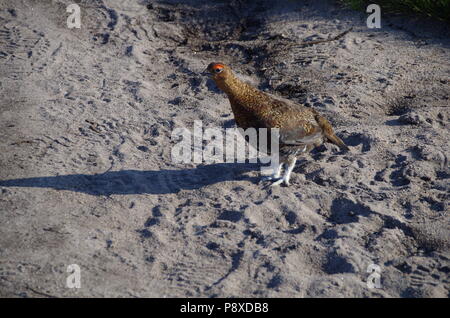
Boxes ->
[205,62,349,186]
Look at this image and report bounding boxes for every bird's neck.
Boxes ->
[216,75,260,108]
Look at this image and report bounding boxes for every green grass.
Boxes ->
[340,0,450,23]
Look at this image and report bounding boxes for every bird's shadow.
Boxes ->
[0,163,261,196]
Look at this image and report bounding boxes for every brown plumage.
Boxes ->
[205,62,349,186]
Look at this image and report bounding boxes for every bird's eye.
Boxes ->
[214,68,223,73]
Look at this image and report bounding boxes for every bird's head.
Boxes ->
[204,62,231,82]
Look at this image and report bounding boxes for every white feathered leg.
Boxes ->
[262,163,284,181]
[273,163,283,179]
[283,157,297,185]
[271,157,297,186]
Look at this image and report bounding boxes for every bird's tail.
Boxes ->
[313,112,350,151]
[326,133,349,151]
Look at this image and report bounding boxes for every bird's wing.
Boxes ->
[279,125,323,145]
[255,93,323,145]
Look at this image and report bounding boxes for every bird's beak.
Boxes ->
[201,67,210,76]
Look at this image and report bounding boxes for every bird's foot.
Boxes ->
[261,171,282,182]
[269,159,296,187]
[261,173,281,181]
[269,165,295,186]
[270,176,290,187]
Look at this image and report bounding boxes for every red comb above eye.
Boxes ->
[212,63,224,69]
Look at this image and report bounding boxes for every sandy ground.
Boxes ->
[0,0,449,298]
